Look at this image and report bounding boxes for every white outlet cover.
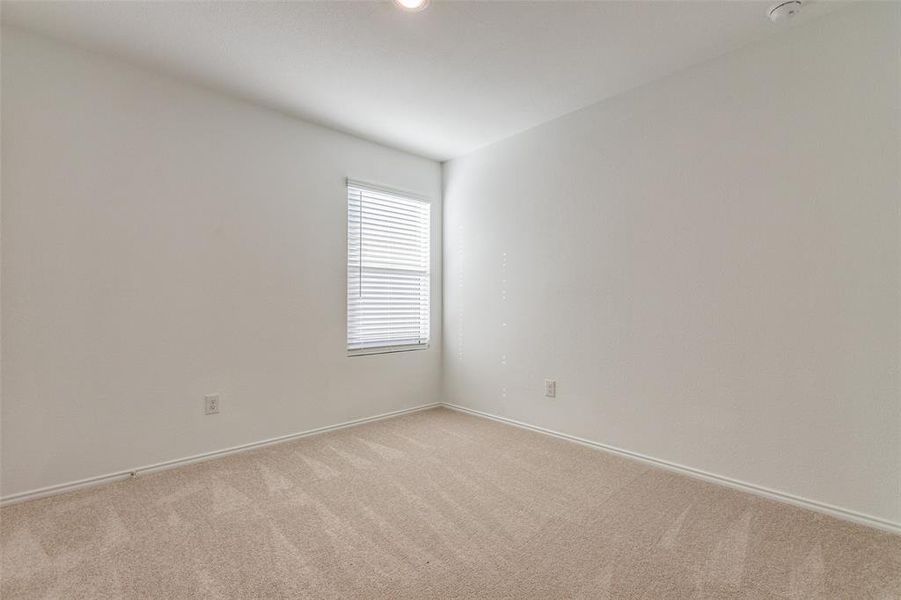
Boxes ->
[204,394,220,415]
[544,379,557,398]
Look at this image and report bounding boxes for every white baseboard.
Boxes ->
[5,400,899,536]
[0,402,441,507]
[441,402,901,536]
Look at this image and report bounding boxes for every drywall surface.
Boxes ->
[443,5,901,524]
[1,28,442,497]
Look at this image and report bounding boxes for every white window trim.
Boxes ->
[348,343,430,357]
[346,178,431,357]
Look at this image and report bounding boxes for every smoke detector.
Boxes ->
[769,1,802,22]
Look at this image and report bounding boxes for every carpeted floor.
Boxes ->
[2,407,899,599]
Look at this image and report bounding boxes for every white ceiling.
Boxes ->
[2,1,847,161]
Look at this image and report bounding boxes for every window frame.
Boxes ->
[345,178,431,357]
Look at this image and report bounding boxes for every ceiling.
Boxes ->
[2,1,847,161]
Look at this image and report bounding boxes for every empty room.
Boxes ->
[1,0,899,598]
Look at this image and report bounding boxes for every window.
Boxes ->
[347,179,430,355]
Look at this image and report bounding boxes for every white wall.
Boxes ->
[0,28,442,498]
[444,5,901,525]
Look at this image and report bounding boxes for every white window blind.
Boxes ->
[347,179,430,355]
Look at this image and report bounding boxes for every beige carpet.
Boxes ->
[2,407,899,599]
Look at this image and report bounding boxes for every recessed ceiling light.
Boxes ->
[394,0,429,12]
[768,1,802,22]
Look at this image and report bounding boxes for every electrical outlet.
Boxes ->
[544,379,557,398]
[204,394,220,415]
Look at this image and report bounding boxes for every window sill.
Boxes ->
[348,344,429,357]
